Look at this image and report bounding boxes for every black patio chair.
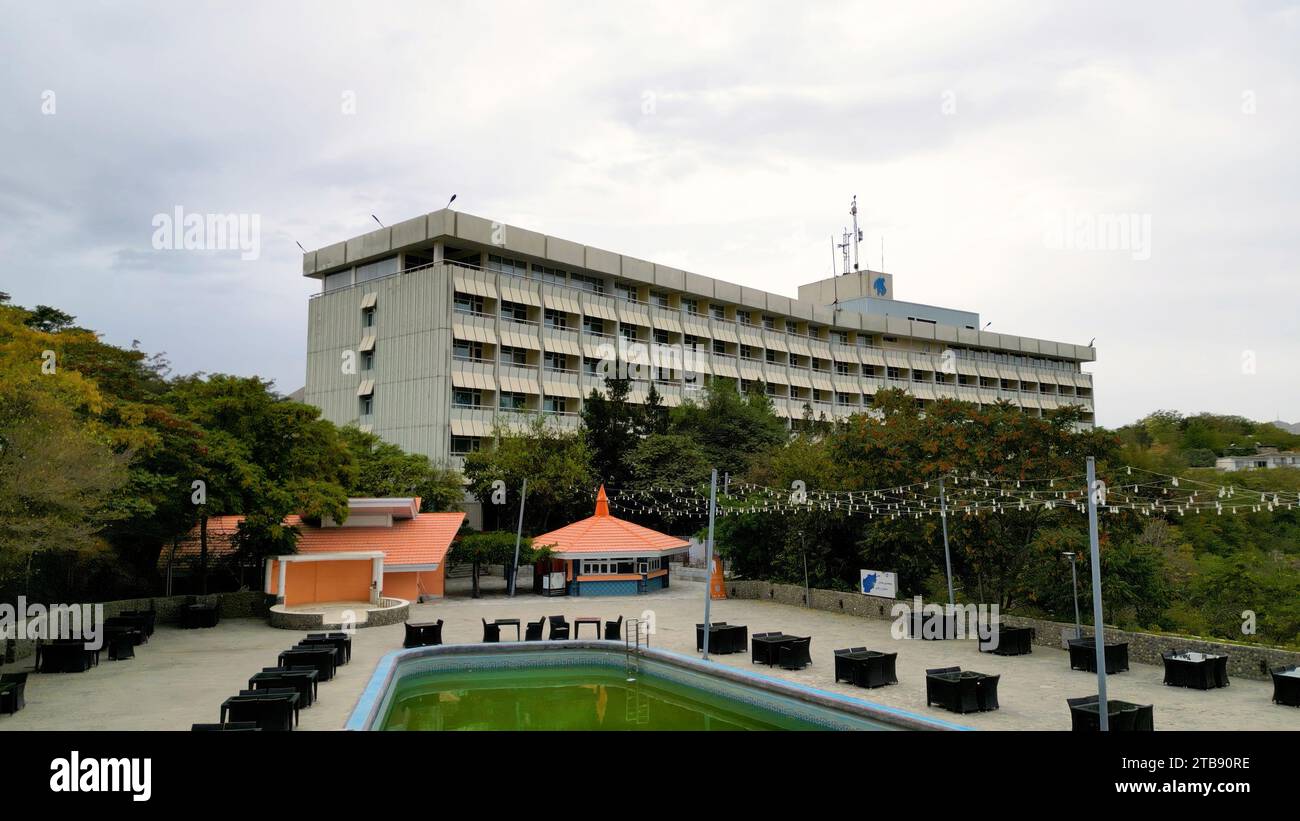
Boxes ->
[524,618,545,641]
[0,673,28,715]
[604,616,623,641]
[277,647,336,682]
[925,667,961,709]
[547,615,570,640]
[978,674,1000,711]
[482,619,501,643]
[777,637,812,670]
[403,620,443,648]
[106,631,137,661]
[1212,655,1230,688]
[833,648,860,683]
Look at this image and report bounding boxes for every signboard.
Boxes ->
[859,569,897,599]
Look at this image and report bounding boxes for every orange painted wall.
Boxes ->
[383,568,444,600]
[267,559,372,606]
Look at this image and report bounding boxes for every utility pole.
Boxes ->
[939,477,955,607]
[701,468,718,660]
[1086,456,1109,730]
[508,478,528,597]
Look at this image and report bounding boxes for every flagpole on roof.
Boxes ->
[701,468,717,660]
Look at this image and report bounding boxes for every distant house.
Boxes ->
[1214,447,1300,472]
[169,498,463,605]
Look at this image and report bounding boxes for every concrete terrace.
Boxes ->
[2,579,1296,731]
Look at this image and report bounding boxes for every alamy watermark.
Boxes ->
[1043,209,1152,261]
[890,596,1001,650]
[0,597,105,650]
[151,206,261,260]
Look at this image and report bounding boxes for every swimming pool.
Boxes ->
[346,641,969,731]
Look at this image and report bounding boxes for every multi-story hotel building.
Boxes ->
[303,208,1095,472]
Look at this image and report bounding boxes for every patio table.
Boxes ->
[1272,667,1300,707]
[249,670,318,707]
[925,670,990,714]
[751,633,798,666]
[37,641,99,673]
[305,632,352,663]
[1068,638,1129,674]
[838,651,898,689]
[221,692,299,731]
[491,618,522,641]
[180,604,219,629]
[979,625,1034,656]
[278,648,337,682]
[573,617,601,639]
[1163,652,1228,689]
[696,624,747,654]
[1068,697,1154,731]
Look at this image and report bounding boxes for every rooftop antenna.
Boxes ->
[830,235,837,276]
[837,226,851,277]
[371,214,385,228]
[446,194,457,209]
[850,195,863,271]
[880,236,885,272]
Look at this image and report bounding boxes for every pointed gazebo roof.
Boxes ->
[531,486,690,558]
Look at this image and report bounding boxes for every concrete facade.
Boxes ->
[303,208,1097,470]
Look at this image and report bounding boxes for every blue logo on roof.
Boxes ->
[873,276,887,296]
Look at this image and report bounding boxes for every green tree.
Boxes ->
[340,426,463,511]
[448,530,552,598]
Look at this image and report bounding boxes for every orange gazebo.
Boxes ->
[531,486,689,597]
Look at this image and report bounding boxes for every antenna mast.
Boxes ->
[850,195,863,271]
[836,227,851,276]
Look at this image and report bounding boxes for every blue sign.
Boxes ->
[873,276,888,297]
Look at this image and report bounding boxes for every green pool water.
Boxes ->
[380,664,833,730]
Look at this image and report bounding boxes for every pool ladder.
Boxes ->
[623,618,650,724]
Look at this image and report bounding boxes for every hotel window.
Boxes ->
[356,256,399,283]
[487,253,528,278]
[651,291,670,308]
[765,349,777,363]
[582,357,601,375]
[887,367,902,380]
[835,361,852,375]
[762,315,776,330]
[454,292,483,315]
[863,365,877,378]
[786,320,799,334]
[858,334,873,347]
[499,346,528,366]
[453,389,482,408]
[583,317,605,335]
[499,392,526,410]
[323,269,352,293]
[453,340,482,361]
[544,309,568,330]
[653,328,670,345]
[544,352,569,372]
[450,435,480,455]
[619,325,638,342]
[361,351,375,372]
[712,340,727,355]
[813,358,829,371]
[543,396,567,414]
[740,345,757,360]
[501,300,529,322]
[362,306,376,328]
[532,264,567,285]
[832,330,848,344]
[570,272,605,294]
[736,309,752,326]
[808,325,821,339]
[682,297,699,315]
[615,282,638,303]
[359,395,373,415]
[710,304,726,320]
[684,334,701,349]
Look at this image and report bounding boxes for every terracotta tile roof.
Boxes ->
[164,510,465,569]
[532,486,690,558]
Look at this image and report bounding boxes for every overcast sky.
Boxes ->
[2,1,1297,429]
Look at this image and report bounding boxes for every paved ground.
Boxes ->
[2,578,1296,731]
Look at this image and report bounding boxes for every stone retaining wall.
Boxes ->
[2,592,270,665]
[725,579,1299,681]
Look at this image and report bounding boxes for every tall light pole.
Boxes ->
[508,478,528,597]
[1086,456,1109,731]
[701,469,718,660]
[939,477,955,607]
[1063,551,1082,639]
